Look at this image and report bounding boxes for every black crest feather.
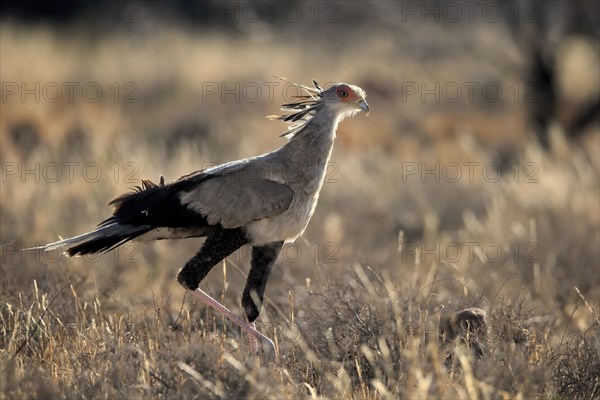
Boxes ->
[267,78,325,137]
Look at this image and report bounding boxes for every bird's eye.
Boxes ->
[339,90,349,98]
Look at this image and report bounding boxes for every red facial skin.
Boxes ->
[335,84,360,103]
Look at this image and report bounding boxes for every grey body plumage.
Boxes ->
[35,80,369,322]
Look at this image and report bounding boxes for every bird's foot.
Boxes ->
[190,288,276,358]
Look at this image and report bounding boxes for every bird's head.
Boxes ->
[269,79,369,137]
[321,83,369,120]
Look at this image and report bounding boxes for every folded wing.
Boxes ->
[108,163,294,231]
[180,176,294,229]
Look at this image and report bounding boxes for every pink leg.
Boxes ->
[248,322,258,353]
[190,288,275,355]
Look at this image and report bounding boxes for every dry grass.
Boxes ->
[1,8,599,399]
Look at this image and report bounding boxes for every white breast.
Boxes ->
[245,192,320,245]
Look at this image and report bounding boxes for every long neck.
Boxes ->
[276,109,340,194]
[281,109,340,169]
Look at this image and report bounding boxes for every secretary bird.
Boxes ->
[34,80,369,352]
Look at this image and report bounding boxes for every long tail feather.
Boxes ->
[28,222,153,256]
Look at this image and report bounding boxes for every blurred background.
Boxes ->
[1,1,599,398]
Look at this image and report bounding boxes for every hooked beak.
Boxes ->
[357,99,370,114]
